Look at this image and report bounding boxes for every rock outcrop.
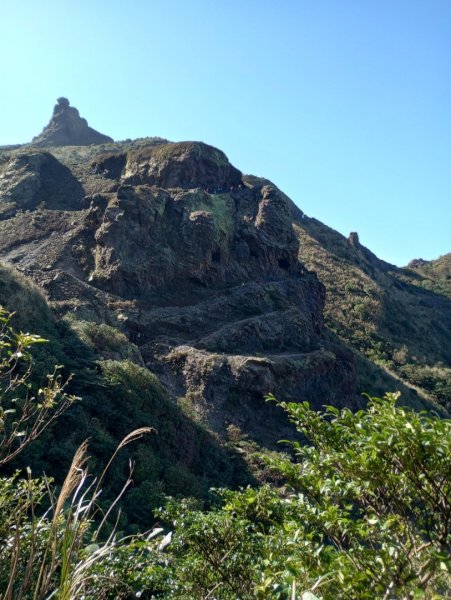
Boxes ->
[0,151,84,211]
[91,142,243,190]
[348,231,360,247]
[31,97,113,147]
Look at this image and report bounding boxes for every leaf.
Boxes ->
[439,561,450,573]
[84,543,100,555]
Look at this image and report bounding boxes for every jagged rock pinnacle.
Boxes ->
[31,98,113,147]
[348,231,360,247]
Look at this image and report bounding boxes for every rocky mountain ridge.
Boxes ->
[0,100,449,454]
[0,133,358,444]
[294,216,451,409]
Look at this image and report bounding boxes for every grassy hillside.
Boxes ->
[0,262,252,531]
[404,253,451,299]
[293,219,451,411]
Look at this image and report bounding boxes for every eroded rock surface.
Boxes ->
[0,135,356,444]
[0,151,84,211]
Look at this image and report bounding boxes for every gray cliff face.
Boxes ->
[31,97,113,147]
[0,151,84,210]
[0,135,356,444]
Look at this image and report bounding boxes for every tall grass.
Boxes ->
[0,428,154,600]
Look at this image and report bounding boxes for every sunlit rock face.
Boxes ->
[0,117,356,444]
[31,97,113,147]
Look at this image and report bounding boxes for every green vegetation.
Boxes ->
[0,270,252,531]
[0,433,155,600]
[65,318,143,363]
[0,232,449,597]
[0,264,54,332]
[1,359,449,597]
[0,307,77,466]
[149,394,450,599]
[405,254,451,299]
[187,192,235,235]
[0,309,244,597]
[0,310,449,598]
[294,221,451,411]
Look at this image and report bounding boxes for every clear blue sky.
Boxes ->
[1,0,450,266]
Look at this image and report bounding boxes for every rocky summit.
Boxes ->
[31,97,113,147]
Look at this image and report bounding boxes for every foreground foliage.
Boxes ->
[0,306,77,467]
[0,434,155,600]
[1,399,449,599]
[0,307,449,598]
[150,394,449,599]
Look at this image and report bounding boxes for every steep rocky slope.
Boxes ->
[0,135,358,445]
[2,100,448,534]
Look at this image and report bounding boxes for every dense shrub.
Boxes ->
[155,394,450,599]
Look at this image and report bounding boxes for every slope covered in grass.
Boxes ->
[292,219,451,410]
[0,264,252,530]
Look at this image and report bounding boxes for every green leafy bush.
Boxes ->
[156,394,450,599]
[0,306,77,466]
